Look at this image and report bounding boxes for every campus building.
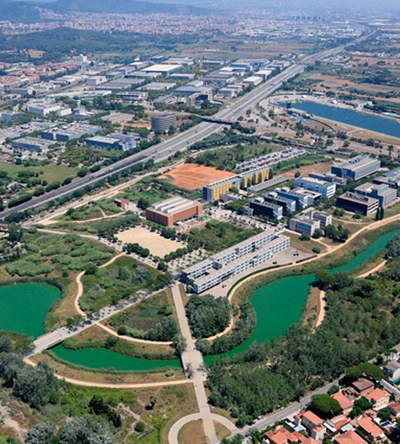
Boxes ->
[203,166,270,202]
[249,200,283,220]
[336,192,379,216]
[353,182,397,208]
[294,176,337,199]
[145,196,203,227]
[182,229,290,293]
[289,209,332,236]
[331,156,381,182]
[374,167,400,191]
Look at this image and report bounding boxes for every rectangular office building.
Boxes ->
[336,192,379,216]
[331,156,381,182]
[294,176,336,199]
[146,196,203,227]
[353,183,397,208]
[182,229,290,293]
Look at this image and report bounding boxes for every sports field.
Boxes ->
[116,226,185,258]
[161,163,235,190]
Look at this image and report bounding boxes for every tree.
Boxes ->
[13,362,60,408]
[7,224,23,243]
[135,422,145,433]
[377,408,391,421]
[89,395,122,428]
[0,336,12,353]
[311,394,342,418]
[59,416,114,444]
[26,422,56,444]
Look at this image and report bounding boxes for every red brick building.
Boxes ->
[146,196,203,227]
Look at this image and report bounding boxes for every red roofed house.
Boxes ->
[334,430,368,444]
[388,401,400,418]
[264,427,319,444]
[264,426,295,444]
[357,415,385,443]
[325,414,351,433]
[333,391,354,415]
[114,197,131,211]
[366,388,391,411]
[295,411,326,441]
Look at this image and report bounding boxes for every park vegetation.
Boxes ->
[186,295,232,339]
[206,234,400,426]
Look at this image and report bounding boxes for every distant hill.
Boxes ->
[51,0,207,14]
[0,1,42,22]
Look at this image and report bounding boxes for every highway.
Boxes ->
[0,32,371,221]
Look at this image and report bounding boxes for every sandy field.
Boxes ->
[161,163,235,190]
[116,226,185,258]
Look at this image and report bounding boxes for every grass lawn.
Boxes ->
[80,256,171,312]
[187,220,261,254]
[0,162,79,182]
[178,420,205,444]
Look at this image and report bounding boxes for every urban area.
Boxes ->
[0,0,400,443]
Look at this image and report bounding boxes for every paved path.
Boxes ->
[170,284,236,444]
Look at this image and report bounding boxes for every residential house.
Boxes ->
[332,391,354,415]
[387,401,400,418]
[351,378,375,397]
[295,411,326,441]
[334,430,368,444]
[357,415,385,443]
[366,388,391,411]
[383,361,400,380]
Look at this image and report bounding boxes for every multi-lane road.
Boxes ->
[0,33,372,221]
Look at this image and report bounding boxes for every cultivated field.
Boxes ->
[161,163,235,190]
[116,226,185,257]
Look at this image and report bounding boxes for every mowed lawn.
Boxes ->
[0,162,79,182]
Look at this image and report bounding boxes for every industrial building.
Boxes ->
[203,166,270,202]
[336,192,379,216]
[41,123,100,142]
[85,134,137,151]
[150,113,177,132]
[294,176,337,199]
[182,229,290,293]
[289,209,332,236]
[308,171,347,186]
[143,64,182,76]
[145,196,203,227]
[12,137,53,152]
[331,156,381,182]
[353,183,397,208]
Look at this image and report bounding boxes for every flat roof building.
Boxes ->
[289,209,332,236]
[86,134,137,151]
[41,123,100,142]
[294,176,337,199]
[336,192,379,216]
[331,156,381,182]
[353,182,397,208]
[146,196,203,227]
[249,200,283,220]
[182,229,290,293]
[12,136,53,152]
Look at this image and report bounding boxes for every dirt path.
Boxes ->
[357,260,387,278]
[315,291,326,329]
[0,404,26,441]
[228,213,400,303]
[74,252,171,347]
[314,259,388,328]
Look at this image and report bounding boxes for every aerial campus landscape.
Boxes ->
[2,0,400,443]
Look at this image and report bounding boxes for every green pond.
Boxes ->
[0,283,60,338]
[204,229,399,364]
[52,345,181,372]
[0,230,397,372]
